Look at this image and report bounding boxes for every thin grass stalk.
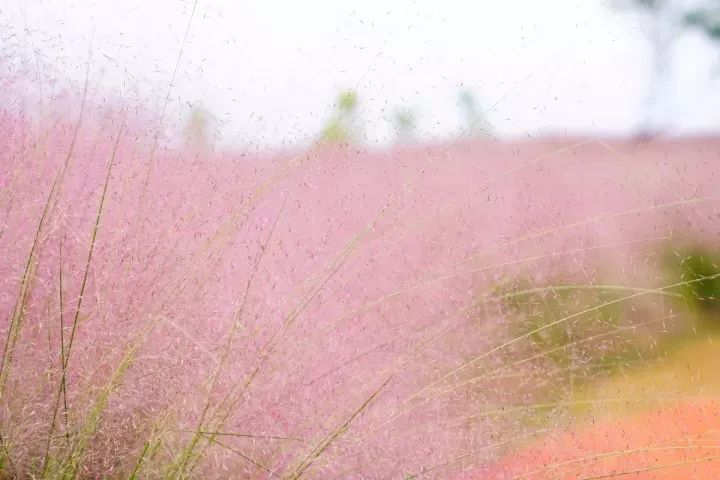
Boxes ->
[283,375,392,479]
[41,116,124,476]
[55,327,148,480]
[170,196,286,479]
[368,273,720,436]
[0,58,91,402]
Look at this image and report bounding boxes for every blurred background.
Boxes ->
[3,0,720,149]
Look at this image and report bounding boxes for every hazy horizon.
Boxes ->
[4,0,720,149]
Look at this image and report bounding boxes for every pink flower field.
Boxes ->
[2,68,720,479]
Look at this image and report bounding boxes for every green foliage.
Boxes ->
[457,89,491,137]
[321,120,351,144]
[184,105,213,147]
[392,108,416,142]
[663,246,720,325]
[497,279,689,389]
[0,452,7,479]
[337,90,358,112]
[504,286,572,366]
[685,7,720,40]
[320,90,360,144]
[621,0,720,42]
[501,283,623,370]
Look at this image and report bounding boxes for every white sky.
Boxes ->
[4,0,720,148]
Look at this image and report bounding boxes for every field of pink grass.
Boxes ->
[2,65,720,478]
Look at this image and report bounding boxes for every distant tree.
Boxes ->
[391,107,416,143]
[685,3,720,44]
[184,104,213,149]
[615,0,681,134]
[457,89,491,137]
[321,89,360,145]
[614,1,720,133]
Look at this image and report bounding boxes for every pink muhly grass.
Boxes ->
[1,53,720,479]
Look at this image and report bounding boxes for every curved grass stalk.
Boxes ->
[200,434,280,478]
[167,196,286,479]
[47,324,150,480]
[369,274,720,434]
[282,376,392,480]
[0,53,91,403]
[176,189,405,474]
[404,428,553,479]
[334,193,718,329]
[380,317,669,434]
